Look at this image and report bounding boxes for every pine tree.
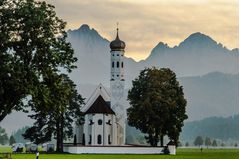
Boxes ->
[9,135,16,146]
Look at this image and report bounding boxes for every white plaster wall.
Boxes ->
[63,146,176,155]
[168,145,176,155]
[76,124,83,143]
[83,114,115,146]
[111,50,125,81]
[92,114,103,145]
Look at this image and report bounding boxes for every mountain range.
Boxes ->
[67,24,239,121]
[1,24,239,136]
[181,114,239,142]
[67,24,239,87]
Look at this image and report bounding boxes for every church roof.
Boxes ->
[81,84,110,113]
[110,28,125,51]
[85,95,115,115]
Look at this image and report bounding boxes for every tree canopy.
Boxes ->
[205,137,211,147]
[0,127,8,145]
[212,140,217,147]
[127,67,187,146]
[0,0,76,122]
[0,0,84,152]
[23,74,84,152]
[194,136,204,146]
[9,135,16,146]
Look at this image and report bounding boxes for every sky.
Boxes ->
[43,0,239,61]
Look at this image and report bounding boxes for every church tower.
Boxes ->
[110,27,126,145]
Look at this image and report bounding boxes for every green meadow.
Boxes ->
[1,147,239,159]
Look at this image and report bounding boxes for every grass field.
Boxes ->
[1,147,239,159]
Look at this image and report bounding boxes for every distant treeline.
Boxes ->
[11,126,30,144]
[181,114,239,141]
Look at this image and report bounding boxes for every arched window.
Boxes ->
[121,62,124,68]
[97,135,102,144]
[112,62,114,68]
[117,61,119,68]
[89,135,92,144]
[108,135,111,144]
[98,119,102,125]
[82,134,85,145]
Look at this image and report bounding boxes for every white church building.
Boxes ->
[75,28,127,146]
[64,28,175,155]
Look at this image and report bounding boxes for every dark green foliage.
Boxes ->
[212,140,217,147]
[0,127,8,145]
[181,115,239,141]
[194,136,203,146]
[9,135,16,146]
[127,67,187,146]
[23,74,84,152]
[205,137,211,147]
[0,0,84,153]
[0,0,76,122]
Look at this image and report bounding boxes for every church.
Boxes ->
[65,28,175,154]
[75,28,127,146]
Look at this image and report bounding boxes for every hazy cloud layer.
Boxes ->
[43,0,239,61]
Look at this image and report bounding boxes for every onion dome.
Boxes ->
[110,28,126,51]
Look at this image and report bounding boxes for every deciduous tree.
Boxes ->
[127,67,187,146]
[23,74,84,152]
[194,136,203,147]
[0,127,8,145]
[212,139,217,147]
[0,0,76,122]
[205,137,211,148]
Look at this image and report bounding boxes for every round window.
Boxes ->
[98,119,103,125]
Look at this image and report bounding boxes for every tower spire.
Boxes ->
[116,22,119,39]
[110,23,125,51]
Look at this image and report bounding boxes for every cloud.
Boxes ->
[42,0,239,61]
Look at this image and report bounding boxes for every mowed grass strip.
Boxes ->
[0,146,11,153]
[2,147,239,159]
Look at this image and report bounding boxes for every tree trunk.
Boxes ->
[56,121,61,152]
[56,113,64,153]
[60,114,64,153]
[160,135,164,147]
